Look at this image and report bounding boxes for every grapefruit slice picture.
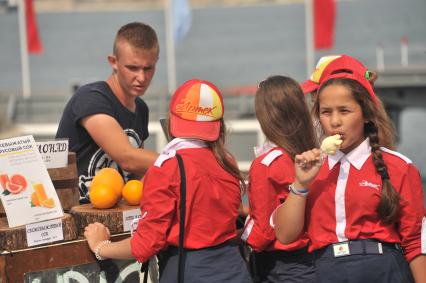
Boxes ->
[41,198,55,208]
[10,174,28,191]
[0,174,9,190]
[6,182,25,194]
[1,173,28,195]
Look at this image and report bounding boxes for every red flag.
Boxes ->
[314,0,335,49]
[25,0,43,54]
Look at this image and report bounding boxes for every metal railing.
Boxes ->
[14,119,264,171]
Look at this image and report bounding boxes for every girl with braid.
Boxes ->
[273,55,426,282]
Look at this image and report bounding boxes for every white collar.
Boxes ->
[253,141,277,157]
[154,138,207,167]
[327,138,371,170]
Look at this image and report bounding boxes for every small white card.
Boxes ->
[36,139,69,169]
[26,218,64,247]
[333,242,351,257]
[122,209,142,232]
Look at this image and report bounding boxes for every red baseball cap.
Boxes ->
[301,54,377,104]
[170,79,224,141]
[301,55,368,93]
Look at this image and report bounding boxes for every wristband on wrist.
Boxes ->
[289,184,309,197]
[94,240,111,260]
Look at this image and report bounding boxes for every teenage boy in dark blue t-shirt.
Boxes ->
[56,22,159,202]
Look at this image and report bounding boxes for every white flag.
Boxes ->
[173,0,192,42]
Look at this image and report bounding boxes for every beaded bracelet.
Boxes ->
[289,184,309,197]
[94,240,111,260]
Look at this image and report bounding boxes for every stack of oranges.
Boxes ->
[89,168,144,209]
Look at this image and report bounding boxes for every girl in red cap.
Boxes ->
[84,79,252,283]
[241,76,318,282]
[274,55,426,282]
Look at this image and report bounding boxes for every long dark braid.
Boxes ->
[365,122,400,224]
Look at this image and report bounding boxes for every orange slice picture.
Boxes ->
[41,198,55,208]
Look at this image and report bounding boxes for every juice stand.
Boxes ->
[0,137,145,282]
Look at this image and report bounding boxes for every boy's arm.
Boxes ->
[82,114,158,175]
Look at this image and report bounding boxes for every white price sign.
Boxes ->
[36,139,68,169]
[26,218,64,247]
[122,209,142,232]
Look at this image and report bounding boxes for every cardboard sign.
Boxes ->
[36,139,69,169]
[122,208,142,232]
[26,218,64,247]
[0,135,63,227]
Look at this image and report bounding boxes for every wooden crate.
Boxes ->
[47,152,80,212]
[0,214,77,251]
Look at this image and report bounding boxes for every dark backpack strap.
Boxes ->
[175,153,187,283]
[141,261,149,283]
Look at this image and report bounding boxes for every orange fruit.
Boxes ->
[122,180,144,206]
[31,192,40,206]
[41,198,55,208]
[90,183,118,209]
[91,168,124,198]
